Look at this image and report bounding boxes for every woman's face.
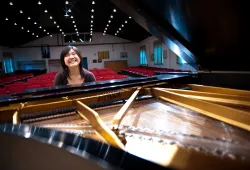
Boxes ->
[64,49,81,68]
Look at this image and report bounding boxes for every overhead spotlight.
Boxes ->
[21,27,24,29]
[36,35,39,38]
[44,10,48,13]
[68,9,71,13]
[107,24,109,27]
[108,20,111,23]
[64,13,69,17]
[39,26,42,28]
[77,34,79,36]
[44,29,46,32]
[104,30,106,33]
[50,16,53,19]
[50,35,52,37]
[65,1,69,5]
[121,24,124,27]
[110,15,113,18]
[60,29,62,31]
[62,32,64,34]
[90,33,92,36]
[91,24,93,27]
[27,30,30,32]
[71,16,73,18]
[38,1,42,5]
[113,9,116,12]
[129,16,132,19]
[90,31,93,33]
[76,31,78,34]
[91,9,94,12]
[32,33,34,35]
[75,28,77,31]
[92,1,95,5]
[28,17,31,20]
[90,28,93,30]
[64,34,66,36]
[105,28,107,30]
[91,15,94,18]
[125,20,127,23]
[74,25,76,27]
[72,21,75,23]
[119,28,121,30]
[57,25,59,28]
[9,2,13,5]
[34,22,37,24]
[14,22,17,25]
[5,18,8,21]
[20,10,23,14]
[115,33,117,35]
[91,20,93,23]
[103,33,105,35]
[47,32,49,34]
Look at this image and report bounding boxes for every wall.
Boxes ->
[139,36,196,71]
[12,32,140,72]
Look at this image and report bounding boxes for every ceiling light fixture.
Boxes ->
[110,15,113,18]
[125,20,128,23]
[91,9,94,12]
[27,30,30,32]
[115,33,117,35]
[9,2,13,5]
[32,33,34,35]
[91,25,93,27]
[36,35,39,37]
[72,21,75,23]
[50,35,52,37]
[113,9,116,12]
[5,18,8,21]
[71,16,73,18]
[50,16,53,19]
[34,22,37,24]
[14,22,17,25]
[28,17,31,20]
[44,10,48,13]
[38,1,42,5]
[91,20,93,23]
[57,25,59,28]
[60,29,62,31]
[74,25,76,27]
[44,29,46,32]
[20,10,23,13]
[129,16,132,19]
[47,32,49,34]
[121,24,124,27]
[54,21,56,24]
[91,15,94,18]
[92,1,95,5]
[65,1,69,5]
[39,26,42,28]
[21,27,24,29]
[108,20,111,23]
[107,24,109,27]
[75,28,77,31]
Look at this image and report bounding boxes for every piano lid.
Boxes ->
[110,0,250,71]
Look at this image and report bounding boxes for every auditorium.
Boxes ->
[0,0,250,170]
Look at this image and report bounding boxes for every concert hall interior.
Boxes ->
[0,0,250,170]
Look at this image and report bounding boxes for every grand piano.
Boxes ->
[1,0,250,170]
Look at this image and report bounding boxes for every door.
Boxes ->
[82,57,88,70]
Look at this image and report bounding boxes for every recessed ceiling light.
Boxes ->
[38,1,42,5]
[129,16,132,19]
[121,24,124,27]
[57,25,59,28]
[90,31,93,33]
[28,17,31,20]
[90,33,92,36]
[60,29,62,31]
[105,28,107,30]
[92,1,95,5]
[9,2,13,5]
[113,9,116,12]
[91,25,93,27]
[34,22,37,24]
[107,24,109,27]
[74,25,76,27]
[108,20,111,23]
[27,30,30,32]
[75,28,77,31]
[91,9,94,12]
[104,30,106,33]
[44,10,48,13]
[64,34,66,36]
[21,27,24,29]
[68,9,71,13]
[44,29,46,32]
[119,28,121,30]
[76,31,78,34]
[20,10,23,13]
[14,22,17,25]
[72,21,75,23]
[36,35,39,37]
[110,15,113,18]
[54,21,56,24]
[65,1,69,5]
[90,28,93,30]
[91,15,94,18]
[50,16,53,19]
[47,32,49,34]
[125,20,127,23]
[62,32,64,34]
[91,20,93,23]
[115,33,117,35]
[77,34,79,36]
[5,18,8,21]
[32,33,34,35]
[50,35,52,37]
[39,26,42,28]
[71,16,73,18]
[103,33,105,35]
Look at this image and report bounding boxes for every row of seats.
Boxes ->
[0,73,33,85]
[89,68,128,81]
[122,66,191,76]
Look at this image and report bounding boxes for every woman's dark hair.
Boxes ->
[60,45,85,79]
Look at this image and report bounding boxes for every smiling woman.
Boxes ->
[53,46,96,86]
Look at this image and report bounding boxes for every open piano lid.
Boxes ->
[110,0,250,71]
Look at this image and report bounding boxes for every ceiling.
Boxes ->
[0,0,151,47]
